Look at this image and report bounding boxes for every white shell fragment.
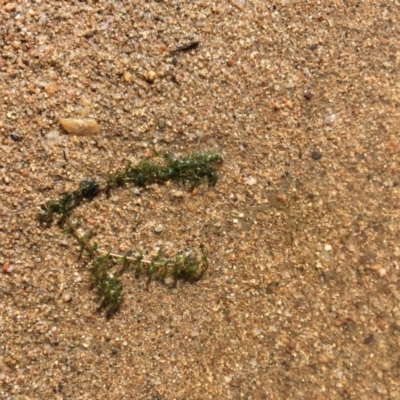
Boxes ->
[59,118,99,136]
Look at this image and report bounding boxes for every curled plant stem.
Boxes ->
[36,151,220,317]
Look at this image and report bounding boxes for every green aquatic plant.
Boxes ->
[106,152,222,190]
[37,151,221,317]
[90,252,123,318]
[38,152,222,225]
[38,179,100,225]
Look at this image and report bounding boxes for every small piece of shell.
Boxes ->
[59,118,99,136]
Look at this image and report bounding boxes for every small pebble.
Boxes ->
[378,268,387,277]
[144,70,156,83]
[324,244,332,251]
[310,44,318,51]
[4,3,16,12]
[244,176,257,185]
[325,114,337,124]
[304,91,313,101]
[158,119,166,129]
[46,129,62,145]
[190,329,200,338]
[59,118,99,136]
[277,193,287,203]
[250,359,258,367]
[173,190,184,198]
[155,224,164,233]
[63,293,72,303]
[224,376,232,383]
[252,327,261,336]
[44,83,58,95]
[123,71,133,84]
[311,151,323,160]
[3,263,11,272]
[10,134,20,141]
[164,277,174,285]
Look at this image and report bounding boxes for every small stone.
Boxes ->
[252,327,261,336]
[304,91,313,101]
[378,268,387,277]
[224,376,232,383]
[158,119,166,129]
[10,134,20,141]
[155,224,164,233]
[164,277,174,285]
[324,244,332,251]
[4,3,16,12]
[190,329,200,338]
[144,70,156,83]
[233,0,245,10]
[233,219,238,224]
[277,193,287,203]
[311,151,323,160]
[123,71,133,84]
[44,83,58,95]
[250,359,258,367]
[173,190,184,198]
[59,118,99,136]
[325,114,337,124]
[63,293,72,303]
[3,263,11,272]
[244,176,257,185]
[310,44,318,51]
[46,129,62,145]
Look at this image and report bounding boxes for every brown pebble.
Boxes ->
[277,193,287,203]
[379,37,389,45]
[304,91,313,101]
[59,118,99,136]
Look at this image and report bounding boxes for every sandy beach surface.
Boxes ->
[1,1,399,399]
